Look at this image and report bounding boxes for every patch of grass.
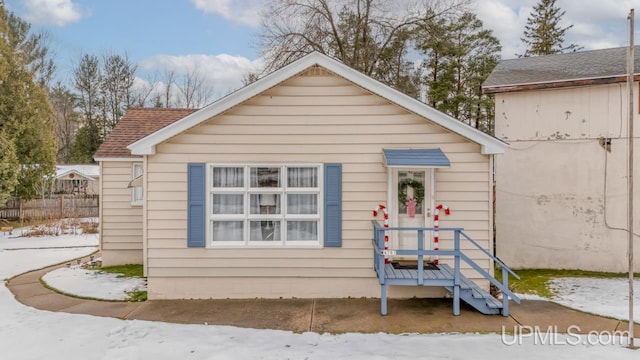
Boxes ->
[99,264,144,278]
[497,268,635,298]
[127,290,148,302]
[84,263,147,302]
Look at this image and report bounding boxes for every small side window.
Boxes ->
[131,163,143,206]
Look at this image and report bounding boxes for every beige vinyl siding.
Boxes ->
[146,67,492,299]
[100,161,143,265]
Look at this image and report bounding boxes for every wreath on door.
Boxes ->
[398,178,425,204]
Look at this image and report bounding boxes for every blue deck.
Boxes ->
[372,221,521,316]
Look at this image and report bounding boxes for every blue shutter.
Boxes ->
[187,163,206,247]
[324,163,342,247]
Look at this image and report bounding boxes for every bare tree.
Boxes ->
[132,72,160,107]
[177,66,213,109]
[100,52,137,132]
[49,82,80,163]
[162,67,177,108]
[257,0,467,95]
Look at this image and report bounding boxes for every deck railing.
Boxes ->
[371,220,520,315]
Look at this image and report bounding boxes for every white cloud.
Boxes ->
[474,0,531,58]
[474,0,637,59]
[137,53,264,105]
[561,0,635,51]
[21,0,85,27]
[190,0,267,27]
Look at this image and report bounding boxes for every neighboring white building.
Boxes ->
[484,46,640,272]
[55,164,100,195]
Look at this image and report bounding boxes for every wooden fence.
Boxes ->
[0,194,99,220]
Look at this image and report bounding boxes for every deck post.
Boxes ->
[453,230,461,316]
[417,229,424,285]
[376,227,386,285]
[502,266,509,316]
[381,284,388,315]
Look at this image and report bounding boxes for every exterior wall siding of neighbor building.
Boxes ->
[100,161,144,266]
[144,67,494,299]
[494,83,640,272]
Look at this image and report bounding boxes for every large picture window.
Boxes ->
[209,165,322,246]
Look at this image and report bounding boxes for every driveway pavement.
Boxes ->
[7,254,638,335]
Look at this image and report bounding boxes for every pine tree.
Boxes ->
[0,5,56,201]
[417,12,501,133]
[520,0,581,57]
[0,130,19,205]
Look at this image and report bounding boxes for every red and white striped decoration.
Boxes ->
[372,204,390,264]
[433,204,450,265]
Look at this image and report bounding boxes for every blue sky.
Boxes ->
[4,0,638,99]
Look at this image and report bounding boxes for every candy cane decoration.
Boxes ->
[372,204,390,264]
[433,204,450,265]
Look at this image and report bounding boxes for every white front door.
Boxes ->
[393,169,432,257]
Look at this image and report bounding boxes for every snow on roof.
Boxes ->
[55,164,100,179]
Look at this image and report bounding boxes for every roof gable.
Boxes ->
[128,52,506,155]
[56,164,99,178]
[94,108,197,160]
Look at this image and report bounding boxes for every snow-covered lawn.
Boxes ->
[1,226,639,359]
[42,266,146,300]
[549,277,640,321]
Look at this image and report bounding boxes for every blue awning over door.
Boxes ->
[382,148,451,168]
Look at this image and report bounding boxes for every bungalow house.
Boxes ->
[483,46,640,273]
[54,164,99,195]
[95,52,515,315]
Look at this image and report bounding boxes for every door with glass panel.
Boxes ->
[393,169,431,257]
[209,165,320,245]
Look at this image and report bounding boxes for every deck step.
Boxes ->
[437,264,502,315]
[376,262,507,316]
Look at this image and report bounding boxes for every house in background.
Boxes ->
[54,164,100,195]
[94,109,196,265]
[483,46,640,273]
[95,52,513,314]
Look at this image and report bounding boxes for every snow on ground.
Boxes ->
[1,230,640,359]
[0,232,98,249]
[0,247,97,280]
[0,221,98,280]
[42,266,146,300]
[549,277,640,321]
[0,219,99,250]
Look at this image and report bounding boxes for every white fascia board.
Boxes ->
[128,51,507,155]
[94,157,142,162]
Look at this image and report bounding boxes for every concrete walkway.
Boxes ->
[6,254,639,335]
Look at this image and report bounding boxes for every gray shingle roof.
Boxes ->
[483,46,640,91]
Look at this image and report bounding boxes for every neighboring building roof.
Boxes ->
[483,46,640,94]
[128,52,507,155]
[94,108,197,160]
[56,164,99,179]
